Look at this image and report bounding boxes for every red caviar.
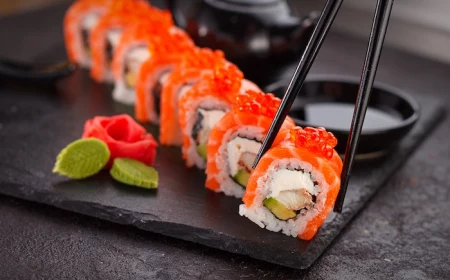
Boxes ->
[108,0,152,17]
[104,1,170,28]
[125,11,174,37]
[101,0,173,26]
[148,29,194,56]
[235,90,281,118]
[206,64,243,94]
[289,126,337,159]
[75,0,111,7]
[111,9,174,49]
[180,48,226,70]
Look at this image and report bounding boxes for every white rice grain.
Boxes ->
[209,126,265,198]
[239,158,331,238]
[182,97,230,169]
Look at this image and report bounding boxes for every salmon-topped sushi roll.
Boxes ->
[239,126,343,240]
[89,0,153,83]
[205,90,295,198]
[134,29,195,123]
[159,49,260,146]
[159,48,228,146]
[63,0,111,68]
[111,10,174,105]
[178,64,260,169]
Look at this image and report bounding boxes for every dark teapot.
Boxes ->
[168,0,319,84]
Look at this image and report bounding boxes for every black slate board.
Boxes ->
[0,70,445,269]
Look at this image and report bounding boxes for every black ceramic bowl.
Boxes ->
[265,75,420,158]
[0,59,76,84]
[170,0,318,84]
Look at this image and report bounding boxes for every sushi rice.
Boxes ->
[112,43,150,104]
[182,97,230,169]
[239,158,328,238]
[63,0,109,68]
[62,0,343,242]
[211,126,265,198]
[110,9,174,105]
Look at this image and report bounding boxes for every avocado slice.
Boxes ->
[125,72,136,88]
[263,197,297,220]
[196,144,207,160]
[232,170,250,188]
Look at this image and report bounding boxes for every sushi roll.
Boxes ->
[178,64,260,169]
[89,0,153,83]
[159,48,228,146]
[63,0,111,68]
[239,126,343,240]
[206,90,295,198]
[134,29,195,123]
[111,11,174,105]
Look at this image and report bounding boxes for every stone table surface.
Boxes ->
[0,3,449,280]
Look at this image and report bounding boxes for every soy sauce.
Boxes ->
[301,103,402,131]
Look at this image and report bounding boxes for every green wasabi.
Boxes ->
[53,138,110,179]
[110,158,159,189]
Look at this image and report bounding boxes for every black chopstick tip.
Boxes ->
[252,145,268,169]
[333,176,349,213]
[252,160,259,170]
[333,0,394,214]
[333,204,343,213]
[251,0,344,172]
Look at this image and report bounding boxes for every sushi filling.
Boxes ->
[81,13,100,56]
[192,108,226,159]
[227,137,261,188]
[177,83,193,98]
[123,46,150,88]
[152,71,171,116]
[264,169,318,221]
[105,29,122,67]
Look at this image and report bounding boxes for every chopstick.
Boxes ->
[334,0,394,213]
[252,0,394,213]
[252,0,344,169]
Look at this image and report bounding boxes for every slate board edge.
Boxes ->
[0,182,317,269]
[0,102,445,270]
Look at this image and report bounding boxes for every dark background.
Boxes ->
[2,0,449,63]
[0,1,449,279]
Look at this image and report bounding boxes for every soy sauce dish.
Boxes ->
[265,75,420,159]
